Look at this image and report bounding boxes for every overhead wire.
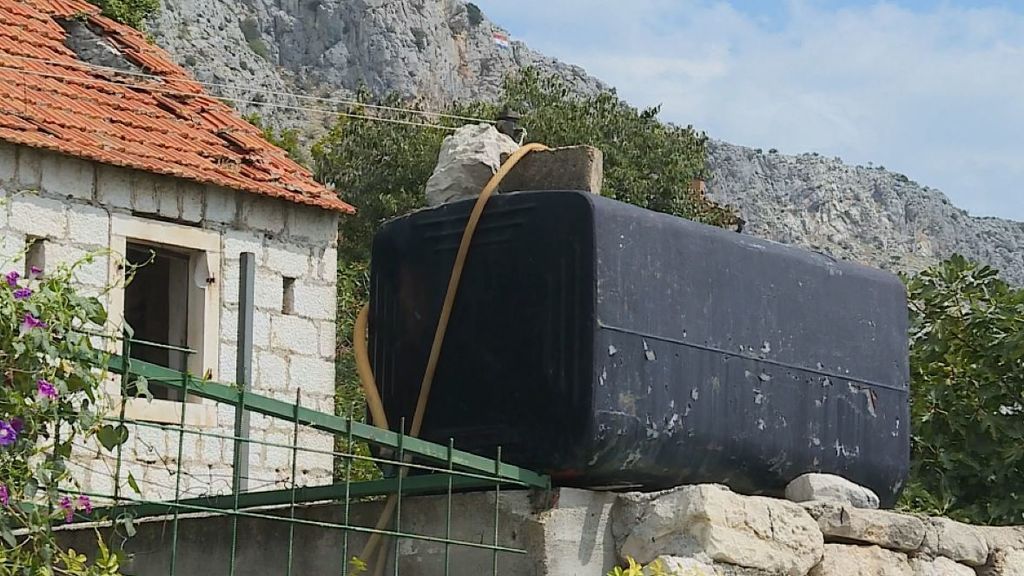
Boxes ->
[0,53,495,127]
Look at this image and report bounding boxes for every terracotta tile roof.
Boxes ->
[0,0,353,214]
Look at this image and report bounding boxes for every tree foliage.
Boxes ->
[243,113,305,165]
[311,71,737,480]
[92,0,159,30]
[899,255,1024,524]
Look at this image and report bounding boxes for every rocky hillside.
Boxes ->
[147,0,1022,284]
[149,0,602,122]
[706,142,1024,285]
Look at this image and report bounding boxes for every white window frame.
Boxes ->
[106,214,221,427]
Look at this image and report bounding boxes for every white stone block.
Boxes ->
[131,173,159,214]
[286,203,338,243]
[264,445,294,471]
[257,352,288,389]
[155,177,181,220]
[292,283,335,320]
[254,267,283,310]
[200,437,224,464]
[221,259,240,304]
[95,165,132,210]
[41,153,94,201]
[16,146,42,190]
[220,307,238,343]
[253,309,271,348]
[46,243,108,287]
[10,194,66,237]
[318,321,336,359]
[204,185,237,224]
[180,182,203,223]
[242,196,285,234]
[271,314,318,354]
[0,189,8,229]
[266,242,311,277]
[220,342,238,382]
[222,229,264,261]
[67,205,109,245]
[0,232,25,270]
[0,142,16,183]
[289,355,334,395]
[317,246,338,282]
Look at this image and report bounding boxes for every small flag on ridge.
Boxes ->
[493,32,511,49]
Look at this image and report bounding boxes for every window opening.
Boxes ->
[282,277,296,315]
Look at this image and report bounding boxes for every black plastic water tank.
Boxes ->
[369,190,909,505]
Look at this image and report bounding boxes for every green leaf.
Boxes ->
[97,424,129,451]
[127,472,141,496]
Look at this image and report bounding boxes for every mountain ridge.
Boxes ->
[146,0,1023,284]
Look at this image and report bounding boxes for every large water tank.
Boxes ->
[369,190,909,505]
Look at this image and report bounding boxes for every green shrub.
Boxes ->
[899,256,1024,524]
[466,3,484,27]
[93,0,159,30]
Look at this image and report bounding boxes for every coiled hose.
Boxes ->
[354,143,550,574]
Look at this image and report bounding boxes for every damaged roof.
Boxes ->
[0,0,354,214]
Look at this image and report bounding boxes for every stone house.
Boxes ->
[0,0,353,498]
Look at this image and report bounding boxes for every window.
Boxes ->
[107,215,221,427]
[124,243,192,401]
[24,237,44,275]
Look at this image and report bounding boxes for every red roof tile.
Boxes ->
[0,0,353,214]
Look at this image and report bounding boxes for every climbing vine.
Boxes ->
[0,256,127,574]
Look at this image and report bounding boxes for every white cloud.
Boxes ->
[473,0,1024,219]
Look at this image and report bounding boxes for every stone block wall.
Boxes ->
[0,142,340,501]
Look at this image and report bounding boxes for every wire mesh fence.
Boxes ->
[57,334,549,576]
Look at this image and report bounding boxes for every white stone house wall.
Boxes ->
[0,142,339,501]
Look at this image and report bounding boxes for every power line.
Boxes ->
[0,53,495,126]
[0,62,462,131]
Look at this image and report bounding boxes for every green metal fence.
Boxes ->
[62,335,549,575]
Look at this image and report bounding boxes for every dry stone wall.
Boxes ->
[606,484,1024,576]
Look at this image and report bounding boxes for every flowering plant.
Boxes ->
[0,259,123,574]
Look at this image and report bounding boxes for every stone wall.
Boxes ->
[0,141,340,501]
[57,485,1024,576]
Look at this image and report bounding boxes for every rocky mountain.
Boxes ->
[146,0,1022,284]
[706,142,1024,285]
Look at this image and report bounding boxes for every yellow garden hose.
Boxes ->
[354,143,550,574]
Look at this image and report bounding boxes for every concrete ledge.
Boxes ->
[498,146,604,195]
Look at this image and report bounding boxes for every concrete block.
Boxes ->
[47,244,108,287]
[222,229,264,262]
[67,205,109,246]
[317,246,337,282]
[291,283,334,320]
[0,188,8,229]
[180,182,204,223]
[288,355,334,395]
[10,194,67,237]
[220,307,238,343]
[0,141,16,183]
[204,185,237,225]
[0,232,25,270]
[271,314,318,354]
[318,321,336,359]
[155,177,181,220]
[257,352,288,389]
[252,309,271,348]
[41,152,95,201]
[286,203,338,243]
[16,146,42,190]
[200,437,224,464]
[497,145,604,195]
[95,165,133,210]
[242,196,285,234]
[253,267,283,310]
[266,242,311,277]
[220,342,237,383]
[221,259,240,304]
[131,172,159,214]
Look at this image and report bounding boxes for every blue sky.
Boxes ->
[472,0,1024,221]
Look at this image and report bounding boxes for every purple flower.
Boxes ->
[77,495,92,515]
[29,266,42,278]
[59,495,74,523]
[4,271,18,287]
[0,485,8,507]
[9,418,22,434]
[19,313,46,334]
[13,287,31,300]
[37,379,57,400]
[0,421,17,447]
